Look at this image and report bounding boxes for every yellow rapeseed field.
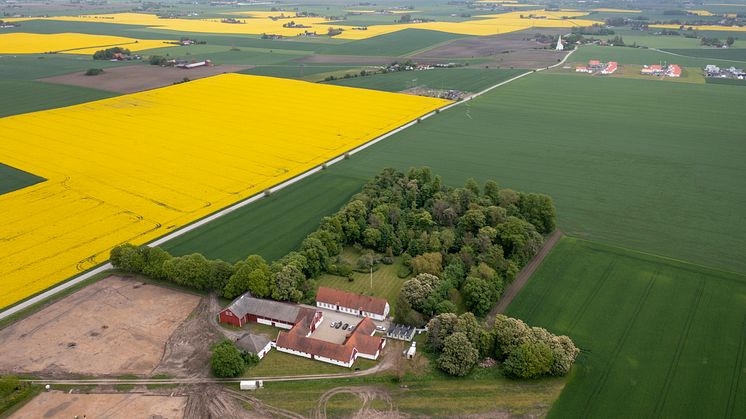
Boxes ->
[0,32,176,54]
[0,74,449,309]
[591,8,642,13]
[8,10,600,41]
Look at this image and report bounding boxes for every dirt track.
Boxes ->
[490,229,563,318]
[315,386,397,419]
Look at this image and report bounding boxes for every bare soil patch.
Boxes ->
[414,29,569,69]
[0,275,200,377]
[38,64,251,93]
[9,391,187,419]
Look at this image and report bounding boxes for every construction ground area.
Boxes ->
[9,392,187,419]
[0,276,201,377]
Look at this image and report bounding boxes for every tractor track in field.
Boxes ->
[725,310,746,418]
[490,229,562,318]
[566,260,617,331]
[653,278,705,417]
[581,269,659,418]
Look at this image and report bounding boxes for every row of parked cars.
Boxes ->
[329,320,353,331]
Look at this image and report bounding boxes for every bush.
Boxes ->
[84,68,104,76]
[211,340,246,377]
[502,341,554,379]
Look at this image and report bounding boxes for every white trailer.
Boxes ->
[239,380,264,390]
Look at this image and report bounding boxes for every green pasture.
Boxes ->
[663,48,746,62]
[0,163,45,196]
[507,237,746,419]
[164,73,746,275]
[325,67,525,92]
[0,80,117,117]
[0,54,133,79]
[572,45,742,66]
[240,64,361,79]
[706,77,746,86]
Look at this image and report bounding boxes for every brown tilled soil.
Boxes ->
[414,28,569,69]
[152,294,223,378]
[9,391,187,419]
[38,64,252,93]
[0,275,200,377]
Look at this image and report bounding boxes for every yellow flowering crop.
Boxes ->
[0,74,449,309]
[0,32,176,54]
[686,10,714,16]
[7,10,601,41]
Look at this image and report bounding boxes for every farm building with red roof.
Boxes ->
[315,287,390,321]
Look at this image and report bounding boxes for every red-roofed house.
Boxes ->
[641,64,664,75]
[276,316,385,367]
[316,287,390,321]
[602,61,618,74]
[666,64,681,77]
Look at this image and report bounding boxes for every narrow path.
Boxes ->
[489,229,563,317]
[0,48,576,322]
[649,47,746,64]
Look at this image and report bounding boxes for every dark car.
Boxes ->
[342,323,349,330]
[334,322,342,329]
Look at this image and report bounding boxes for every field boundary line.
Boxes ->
[0,48,574,321]
[651,47,746,64]
[491,229,563,316]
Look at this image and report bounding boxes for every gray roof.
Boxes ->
[235,333,271,354]
[227,293,302,324]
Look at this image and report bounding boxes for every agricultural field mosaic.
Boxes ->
[0,73,448,309]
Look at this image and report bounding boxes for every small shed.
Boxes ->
[235,333,272,359]
[405,342,417,359]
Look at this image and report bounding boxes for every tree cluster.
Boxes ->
[210,340,259,378]
[111,168,554,312]
[426,313,579,378]
[92,47,130,60]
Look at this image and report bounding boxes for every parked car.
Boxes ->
[342,323,349,330]
[349,326,355,332]
[334,322,342,329]
[376,325,386,331]
[330,321,337,328]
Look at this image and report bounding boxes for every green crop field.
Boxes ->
[706,77,746,86]
[0,80,117,117]
[0,163,45,195]
[0,54,133,80]
[315,29,467,56]
[506,237,746,419]
[240,64,361,79]
[325,68,525,92]
[164,73,746,275]
[663,48,746,62]
[572,45,741,67]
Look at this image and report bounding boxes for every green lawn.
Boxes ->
[245,348,377,378]
[252,359,566,417]
[164,73,746,275]
[0,163,45,196]
[506,237,746,418]
[0,80,117,117]
[325,68,525,92]
[317,249,408,309]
